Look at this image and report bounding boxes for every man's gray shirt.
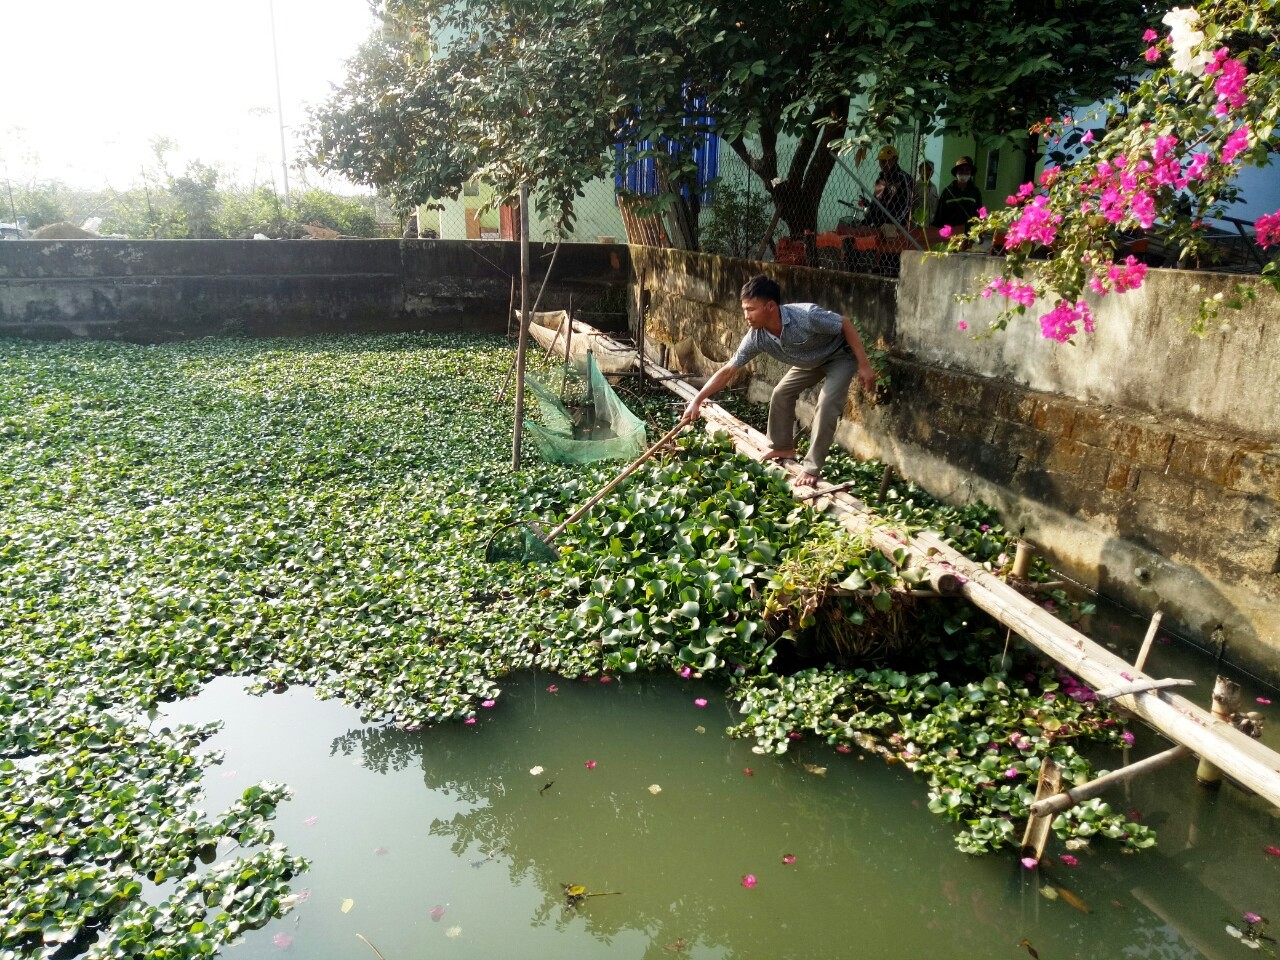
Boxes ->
[728,303,846,370]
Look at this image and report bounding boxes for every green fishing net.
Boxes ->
[524,350,647,465]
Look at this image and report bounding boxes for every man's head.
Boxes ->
[739,274,782,330]
[951,156,975,182]
[919,160,934,179]
[878,145,899,170]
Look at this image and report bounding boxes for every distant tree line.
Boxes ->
[4,161,391,240]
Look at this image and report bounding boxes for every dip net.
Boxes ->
[523,350,647,465]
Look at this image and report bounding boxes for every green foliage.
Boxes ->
[700,178,773,259]
[2,182,68,229]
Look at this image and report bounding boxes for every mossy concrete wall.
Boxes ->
[0,239,630,341]
[630,246,1280,678]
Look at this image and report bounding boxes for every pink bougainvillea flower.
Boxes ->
[273,933,293,950]
[1244,911,1263,925]
[782,854,797,865]
[481,699,496,709]
[938,225,953,238]
[1144,46,1161,62]
[1122,730,1136,746]
[1143,28,1158,41]
[584,760,597,769]
[1258,697,1273,705]
[1264,845,1280,856]
[464,717,477,726]
[694,698,708,707]
[547,684,558,692]
[836,744,852,754]
[1021,857,1038,869]
[1059,854,1080,867]
[741,874,758,888]
[1222,125,1251,164]
[743,767,755,776]
[1256,211,1280,248]
[679,666,692,678]
[303,816,318,826]
[430,905,447,922]
[599,675,613,683]
[957,320,969,331]
[977,207,988,219]
[1005,767,1019,779]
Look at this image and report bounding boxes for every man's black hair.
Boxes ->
[740,274,781,304]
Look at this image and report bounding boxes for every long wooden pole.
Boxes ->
[540,321,1280,810]
[511,185,531,471]
[1029,745,1192,818]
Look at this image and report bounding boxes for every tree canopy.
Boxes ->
[306,0,1155,237]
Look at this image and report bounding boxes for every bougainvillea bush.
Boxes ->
[1,334,1147,959]
[954,0,1279,339]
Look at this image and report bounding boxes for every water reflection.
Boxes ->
[159,668,1277,960]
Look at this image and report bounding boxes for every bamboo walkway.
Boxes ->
[528,316,1280,811]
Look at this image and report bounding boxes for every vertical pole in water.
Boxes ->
[512,185,531,471]
[1195,675,1241,787]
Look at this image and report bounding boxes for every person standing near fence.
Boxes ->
[933,156,984,230]
[682,275,877,489]
[864,145,914,229]
[915,161,939,227]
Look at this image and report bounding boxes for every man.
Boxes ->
[933,155,984,230]
[915,160,939,228]
[682,275,877,488]
[864,145,914,229]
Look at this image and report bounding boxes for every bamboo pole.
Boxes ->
[1029,745,1192,818]
[511,185,531,471]
[1134,610,1164,673]
[1011,539,1033,579]
[877,464,895,503]
[1196,676,1241,787]
[537,321,1280,811]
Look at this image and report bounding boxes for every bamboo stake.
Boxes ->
[1134,610,1164,673]
[1094,677,1193,700]
[506,275,516,339]
[877,464,895,503]
[1011,539,1033,579]
[511,184,531,471]
[536,321,1280,811]
[1196,676,1241,787]
[1029,745,1192,818]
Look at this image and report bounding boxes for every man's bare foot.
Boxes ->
[793,472,819,489]
[760,448,797,463]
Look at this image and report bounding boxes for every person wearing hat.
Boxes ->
[864,144,914,230]
[933,155,984,231]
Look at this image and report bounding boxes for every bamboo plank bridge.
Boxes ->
[523,312,1280,815]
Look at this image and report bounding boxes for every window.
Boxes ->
[984,150,1001,192]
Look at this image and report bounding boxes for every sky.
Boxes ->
[2,0,380,194]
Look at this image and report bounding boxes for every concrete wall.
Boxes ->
[630,247,1280,677]
[0,239,631,342]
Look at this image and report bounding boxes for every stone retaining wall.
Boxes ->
[0,239,630,341]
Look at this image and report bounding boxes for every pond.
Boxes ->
[161,656,1279,960]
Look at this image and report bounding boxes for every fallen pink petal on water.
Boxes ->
[1059,854,1079,867]
[273,933,293,950]
[220,770,238,778]
[599,676,613,683]
[835,744,852,754]
[743,768,754,776]
[679,667,692,678]
[1021,857,1038,869]
[694,698,708,707]
[741,874,758,888]
[782,854,797,865]
[584,760,597,769]
[1264,845,1280,857]
[373,847,389,856]
[481,699,496,708]
[1258,697,1272,705]
[464,717,477,726]
[547,684,559,693]
[430,905,447,922]
[303,816,318,826]
[787,732,802,741]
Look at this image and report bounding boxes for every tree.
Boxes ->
[306,0,1154,242]
[951,0,1279,341]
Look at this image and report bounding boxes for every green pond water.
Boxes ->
[158,613,1280,960]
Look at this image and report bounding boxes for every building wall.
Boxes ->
[629,246,1280,677]
[0,239,631,341]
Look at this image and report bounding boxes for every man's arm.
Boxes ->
[682,363,742,420]
[842,317,878,393]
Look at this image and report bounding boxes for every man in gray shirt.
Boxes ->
[683,275,877,488]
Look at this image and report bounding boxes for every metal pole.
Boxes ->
[268,0,291,204]
[830,152,924,251]
[511,185,531,470]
